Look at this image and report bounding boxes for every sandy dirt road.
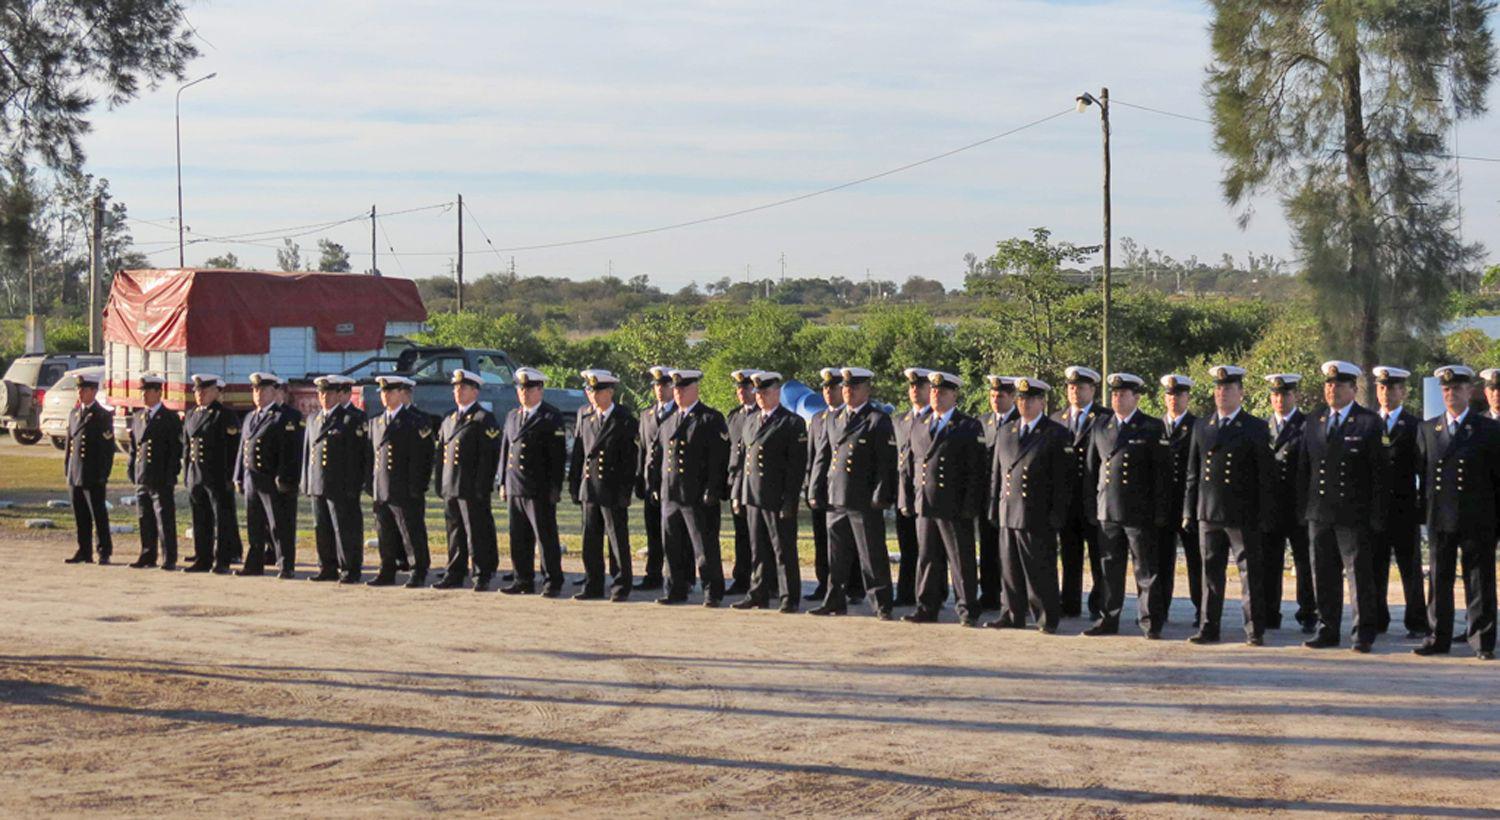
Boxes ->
[1,529,1498,817]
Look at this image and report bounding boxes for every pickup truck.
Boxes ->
[345,344,589,440]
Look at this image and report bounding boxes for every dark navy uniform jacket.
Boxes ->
[819,404,898,512]
[65,402,115,487]
[499,401,567,501]
[128,406,182,490]
[435,403,502,501]
[990,415,1071,531]
[235,403,304,495]
[183,401,238,490]
[568,403,638,507]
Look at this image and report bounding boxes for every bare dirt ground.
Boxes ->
[3,531,1499,817]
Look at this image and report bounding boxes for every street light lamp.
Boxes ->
[1076,88,1111,377]
[176,72,218,268]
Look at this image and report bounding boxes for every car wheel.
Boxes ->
[50,436,66,450]
[13,429,42,445]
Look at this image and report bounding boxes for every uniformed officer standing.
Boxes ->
[1158,374,1200,627]
[804,367,863,602]
[731,371,807,614]
[62,371,115,565]
[232,372,303,577]
[1296,361,1386,652]
[1084,373,1171,638]
[986,377,1070,633]
[568,369,638,601]
[977,375,1019,611]
[809,367,898,619]
[1414,365,1498,661]
[434,369,503,590]
[725,369,761,596]
[1053,365,1110,619]
[893,367,934,606]
[903,372,986,627]
[182,374,243,573]
[303,375,370,584]
[650,369,730,606]
[1481,368,1500,420]
[634,366,676,591]
[1183,365,1275,645]
[1370,365,1428,638]
[499,367,568,596]
[366,375,435,588]
[126,373,183,570]
[1263,373,1316,632]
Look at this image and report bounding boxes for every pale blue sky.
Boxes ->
[91,0,1500,287]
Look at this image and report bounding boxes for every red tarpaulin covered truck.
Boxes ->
[101,268,428,433]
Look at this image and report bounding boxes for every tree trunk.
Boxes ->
[1340,37,1380,405]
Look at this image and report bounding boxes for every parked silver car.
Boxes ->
[38,365,110,450]
[0,352,104,445]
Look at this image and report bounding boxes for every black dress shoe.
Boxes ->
[1351,641,1372,654]
[1038,624,1059,634]
[573,590,605,601]
[1188,633,1219,644]
[902,609,939,624]
[609,589,630,602]
[181,564,211,573]
[128,559,155,569]
[160,562,176,571]
[803,586,826,602]
[634,577,663,591]
[731,598,767,610]
[724,581,750,596]
[1478,650,1495,661]
[366,574,397,587]
[959,616,979,628]
[210,565,232,575]
[656,595,687,605]
[539,586,562,599]
[808,605,847,616]
[278,569,296,580]
[339,573,362,585]
[779,601,798,614]
[473,575,493,592]
[97,556,111,565]
[309,571,340,582]
[1246,634,1264,647]
[433,574,465,589]
[1303,635,1340,649]
[876,610,894,621]
[702,598,721,609]
[1082,623,1117,637]
[234,567,264,577]
[984,618,1017,630]
[403,571,427,588]
[1145,630,1162,640]
[501,582,533,595]
[1412,643,1450,656]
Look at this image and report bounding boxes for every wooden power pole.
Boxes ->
[1099,86,1112,378]
[456,193,465,312]
[89,195,104,353]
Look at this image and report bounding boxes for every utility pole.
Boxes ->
[779,251,785,285]
[456,193,465,311]
[1076,87,1112,376]
[370,205,378,276]
[89,195,104,354]
[175,72,216,268]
